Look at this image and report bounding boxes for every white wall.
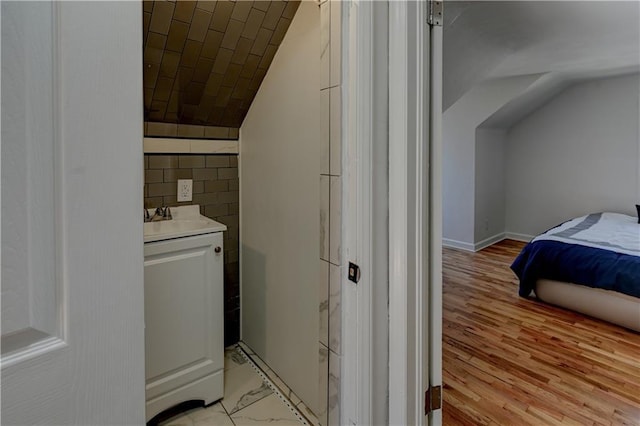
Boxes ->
[506,73,640,237]
[442,74,540,247]
[474,128,506,244]
[240,1,319,411]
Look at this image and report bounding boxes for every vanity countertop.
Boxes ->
[143,205,227,243]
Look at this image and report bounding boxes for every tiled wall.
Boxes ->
[145,121,239,139]
[144,153,240,346]
[319,1,342,425]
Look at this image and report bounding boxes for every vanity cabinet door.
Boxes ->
[143,232,224,408]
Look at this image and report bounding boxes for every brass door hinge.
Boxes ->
[425,385,442,415]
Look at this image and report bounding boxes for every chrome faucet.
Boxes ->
[144,206,172,222]
[155,206,172,220]
[163,206,172,220]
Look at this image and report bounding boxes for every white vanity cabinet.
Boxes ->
[143,214,226,422]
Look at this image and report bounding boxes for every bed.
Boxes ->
[511,212,640,332]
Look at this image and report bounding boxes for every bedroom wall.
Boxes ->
[443,74,540,248]
[505,73,640,238]
[474,128,507,245]
[240,1,320,413]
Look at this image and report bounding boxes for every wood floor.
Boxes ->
[442,240,640,426]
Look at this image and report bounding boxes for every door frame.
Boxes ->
[341,1,390,424]
[388,0,431,423]
[342,0,442,425]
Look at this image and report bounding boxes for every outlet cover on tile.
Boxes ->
[177,179,193,202]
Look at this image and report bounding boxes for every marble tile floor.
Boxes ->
[160,344,319,426]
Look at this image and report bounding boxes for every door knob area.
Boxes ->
[215,247,222,253]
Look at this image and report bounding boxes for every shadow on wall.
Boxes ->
[239,245,266,354]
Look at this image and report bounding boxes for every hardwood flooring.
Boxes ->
[442,239,640,425]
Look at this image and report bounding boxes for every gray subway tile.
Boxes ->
[227,249,239,263]
[146,122,178,137]
[193,181,205,194]
[177,124,205,138]
[145,169,164,183]
[179,155,205,168]
[193,168,218,181]
[205,204,229,218]
[206,155,230,168]
[164,168,193,182]
[217,214,239,228]
[205,180,228,192]
[228,178,239,191]
[144,197,163,209]
[149,155,178,169]
[193,192,217,205]
[162,195,179,206]
[204,126,230,139]
[218,191,239,203]
[218,167,238,180]
[148,182,177,197]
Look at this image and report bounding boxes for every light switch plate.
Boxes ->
[177,179,193,202]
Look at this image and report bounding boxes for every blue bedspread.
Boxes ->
[511,213,640,298]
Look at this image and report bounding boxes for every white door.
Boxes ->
[1,2,145,424]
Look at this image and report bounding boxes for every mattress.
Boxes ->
[535,279,640,332]
[511,212,640,298]
[511,212,640,331]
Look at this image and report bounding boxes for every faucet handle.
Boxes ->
[144,208,151,222]
[164,206,172,220]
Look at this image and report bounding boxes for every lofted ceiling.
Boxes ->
[143,0,300,128]
[443,1,640,111]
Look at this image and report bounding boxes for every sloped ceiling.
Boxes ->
[143,0,300,127]
[443,1,640,111]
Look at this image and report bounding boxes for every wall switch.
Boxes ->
[177,179,193,202]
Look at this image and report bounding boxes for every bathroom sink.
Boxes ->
[143,205,227,243]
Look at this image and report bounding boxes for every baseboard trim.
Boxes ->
[444,232,534,252]
[474,233,506,252]
[505,232,534,243]
[442,238,475,252]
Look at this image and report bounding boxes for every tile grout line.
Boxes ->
[235,345,311,426]
[218,393,237,426]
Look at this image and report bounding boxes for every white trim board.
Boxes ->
[143,137,238,154]
[474,233,506,251]
[443,232,534,252]
[341,1,390,424]
[505,232,534,243]
[388,1,433,423]
[442,238,475,252]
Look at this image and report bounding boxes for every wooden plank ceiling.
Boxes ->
[143,1,300,128]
